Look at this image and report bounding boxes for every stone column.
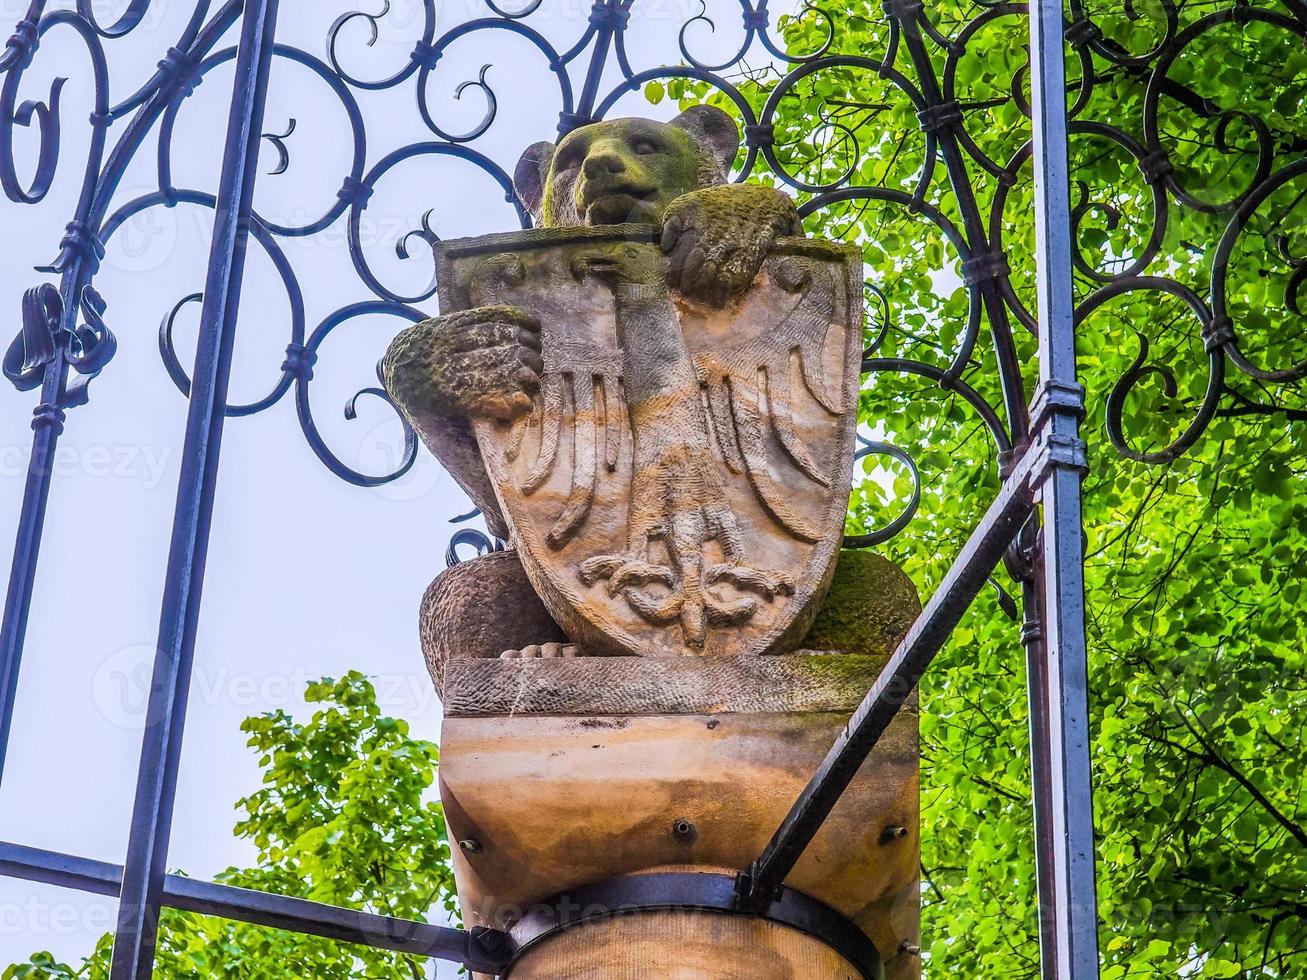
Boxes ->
[439,555,922,979]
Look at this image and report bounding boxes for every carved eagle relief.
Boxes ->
[436,225,863,658]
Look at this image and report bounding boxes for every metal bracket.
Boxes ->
[1028,378,1085,429]
[1026,379,1088,487]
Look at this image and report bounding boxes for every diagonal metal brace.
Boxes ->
[736,442,1046,912]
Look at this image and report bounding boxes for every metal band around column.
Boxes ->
[507,872,884,979]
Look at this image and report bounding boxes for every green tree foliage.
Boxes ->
[10,5,1305,978]
[649,0,1307,975]
[6,674,456,979]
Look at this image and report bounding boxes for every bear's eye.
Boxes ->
[632,138,659,155]
[556,150,583,171]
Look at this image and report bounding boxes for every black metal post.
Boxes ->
[0,333,67,783]
[2,841,512,974]
[1026,1,1101,976]
[562,0,626,134]
[108,1,281,975]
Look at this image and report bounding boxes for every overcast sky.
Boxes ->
[0,0,797,972]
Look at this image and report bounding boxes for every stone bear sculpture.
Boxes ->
[383,106,916,689]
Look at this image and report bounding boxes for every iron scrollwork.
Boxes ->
[2,0,1303,565]
[0,3,1300,977]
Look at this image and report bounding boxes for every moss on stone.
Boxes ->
[539,118,711,228]
[802,551,922,665]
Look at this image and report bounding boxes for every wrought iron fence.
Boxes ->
[1,0,1303,975]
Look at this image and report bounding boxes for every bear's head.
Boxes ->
[513,105,739,228]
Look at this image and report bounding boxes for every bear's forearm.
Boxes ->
[680,183,798,231]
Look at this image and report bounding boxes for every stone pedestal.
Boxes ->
[439,654,920,978]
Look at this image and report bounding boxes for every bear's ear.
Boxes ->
[514,140,555,220]
[670,104,739,178]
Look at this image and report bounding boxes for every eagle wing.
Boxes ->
[473,252,843,551]
[509,339,625,551]
[466,253,626,552]
[693,255,844,544]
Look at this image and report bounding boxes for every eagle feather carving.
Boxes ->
[481,250,843,649]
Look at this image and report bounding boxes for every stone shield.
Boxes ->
[436,224,863,657]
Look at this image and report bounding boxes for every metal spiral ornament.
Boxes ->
[1,0,1302,568]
